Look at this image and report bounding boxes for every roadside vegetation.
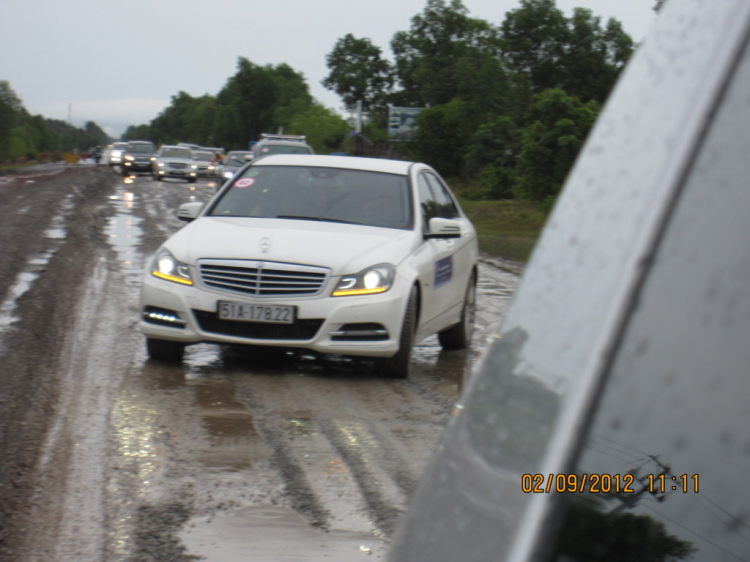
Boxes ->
[0,81,109,164]
[456,195,549,262]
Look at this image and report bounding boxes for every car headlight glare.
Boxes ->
[152,249,192,285]
[124,155,134,161]
[157,162,164,167]
[223,171,233,179]
[332,264,394,297]
[191,164,198,169]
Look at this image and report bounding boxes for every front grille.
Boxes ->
[193,310,323,340]
[169,162,187,169]
[198,260,329,297]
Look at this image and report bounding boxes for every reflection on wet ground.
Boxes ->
[0,194,75,341]
[181,506,380,562]
[106,184,143,274]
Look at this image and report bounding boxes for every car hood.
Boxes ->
[159,157,194,164]
[167,216,418,275]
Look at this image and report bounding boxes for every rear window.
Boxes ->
[258,144,312,155]
[128,143,155,154]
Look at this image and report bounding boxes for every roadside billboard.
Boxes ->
[388,106,423,141]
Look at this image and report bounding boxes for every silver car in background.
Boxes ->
[151,145,197,183]
[192,150,215,178]
[216,150,253,180]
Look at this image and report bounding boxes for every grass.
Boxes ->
[456,197,550,263]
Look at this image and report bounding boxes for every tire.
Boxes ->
[188,177,197,184]
[122,167,129,177]
[438,272,476,350]
[146,338,185,362]
[154,174,162,181]
[375,286,417,379]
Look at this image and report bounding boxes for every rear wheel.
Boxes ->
[146,338,185,362]
[375,286,417,379]
[438,272,476,350]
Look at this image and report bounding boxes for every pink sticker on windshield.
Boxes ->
[234,178,255,188]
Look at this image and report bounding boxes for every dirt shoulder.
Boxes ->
[0,166,117,561]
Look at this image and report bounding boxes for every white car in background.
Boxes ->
[140,154,478,378]
[151,145,198,182]
[105,141,128,166]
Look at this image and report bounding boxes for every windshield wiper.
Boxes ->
[275,215,361,225]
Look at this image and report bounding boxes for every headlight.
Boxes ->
[223,171,234,179]
[124,155,134,161]
[208,165,214,170]
[191,164,198,169]
[151,248,192,285]
[157,162,164,167]
[332,264,395,297]
[112,151,122,157]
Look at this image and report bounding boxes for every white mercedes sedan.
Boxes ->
[140,154,478,378]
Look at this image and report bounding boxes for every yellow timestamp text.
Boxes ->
[522,473,700,494]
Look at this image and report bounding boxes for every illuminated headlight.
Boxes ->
[112,150,122,157]
[223,171,234,179]
[124,155,134,161]
[151,248,192,285]
[332,264,394,297]
[208,165,214,170]
[157,162,165,167]
[191,164,197,169]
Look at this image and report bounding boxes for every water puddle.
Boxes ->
[0,195,75,340]
[105,185,143,273]
[180,506,385,562]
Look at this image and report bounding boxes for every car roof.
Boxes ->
[250,154,414,175]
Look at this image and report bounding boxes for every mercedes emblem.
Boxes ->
[259,237,272,253]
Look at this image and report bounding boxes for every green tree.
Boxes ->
[501,0,633,104]
[322,34,394,124]
[500,0,570,96]
[286,102,350,153]
[391,0,501,106]
[463,115,520,199]
[516,88,599,201]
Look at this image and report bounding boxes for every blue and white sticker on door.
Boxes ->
[434,256,453,288]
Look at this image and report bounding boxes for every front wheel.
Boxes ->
[146,338,185,362]
[375,286,417,379]
[188,177,197,184]
[438,272,476,350]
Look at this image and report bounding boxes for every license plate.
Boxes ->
[218,301,296,324]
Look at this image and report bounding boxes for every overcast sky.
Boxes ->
[0,0,658,139]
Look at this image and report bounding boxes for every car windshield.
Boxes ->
[225,152,252,166]
[193,151,213,161]
[209,166,413,230]
[161,147,192,159]
[258,144,311,155]
[128,143,155,154]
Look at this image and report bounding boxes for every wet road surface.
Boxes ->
[0,166,519,562]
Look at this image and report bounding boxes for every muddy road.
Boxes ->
[0,165,519,562]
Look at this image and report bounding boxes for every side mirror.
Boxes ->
[424,217,461,239]
[177,202,204,222]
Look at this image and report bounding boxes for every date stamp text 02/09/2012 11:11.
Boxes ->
[521,473,700,494]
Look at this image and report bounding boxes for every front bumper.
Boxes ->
[140,271,410,357]
[156,167,197,179]
[123,160,152,171]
